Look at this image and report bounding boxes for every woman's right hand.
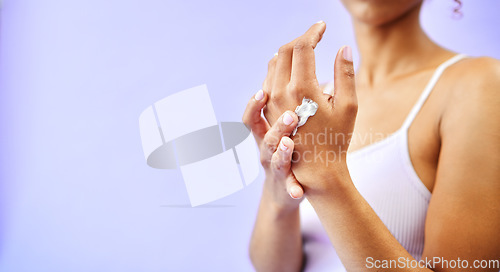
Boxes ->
[242,88,305,212]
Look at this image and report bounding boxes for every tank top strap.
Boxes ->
[400,53,468,130]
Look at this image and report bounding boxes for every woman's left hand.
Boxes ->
[263,21,358,193]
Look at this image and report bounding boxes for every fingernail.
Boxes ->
[283,112,293,125]
[343,46,353,62]
[290,186,302,199]
[279,139,288,151]
[316,20,324,24]
[274,52,278,57]
[254,89,264,101]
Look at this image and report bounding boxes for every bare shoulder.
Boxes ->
[447,56,500,96]
[440,56,500,132]
[442,56,500,110]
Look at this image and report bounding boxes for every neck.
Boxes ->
[354,4,448,88]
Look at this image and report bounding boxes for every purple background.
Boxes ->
[1,1,499,271]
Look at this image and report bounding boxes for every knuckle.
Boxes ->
[267,59,276,71]
[259,153,269,167]
[278,44,291,55]
[287,80,310,99]
[344,100,358,114]
[343,65,355,79]
[262,136,277,154]
[270,93,277,101]
[242,115,249,126]
[289,80,305,92]
[288,80,298,92]
[272,154,288,173]
[270,92,282,103]
[272,116,286,131]
[270,154,281,170]
[293,41,308,52]
[275,123,285,135]
[268,128,282,144]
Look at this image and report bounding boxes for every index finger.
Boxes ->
[290,21,326,84]
[242,89,270,143]
[261,111,298,162]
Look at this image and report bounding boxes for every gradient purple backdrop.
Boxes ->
[1,1,499,271]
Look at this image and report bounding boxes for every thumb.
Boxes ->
[333,46,357,110]
[286,176,304,199]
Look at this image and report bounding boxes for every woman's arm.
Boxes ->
[250,183,303,272]
[243,80,305,271]
[420,57,500,270]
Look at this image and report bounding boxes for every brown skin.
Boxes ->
[247,1,500,271]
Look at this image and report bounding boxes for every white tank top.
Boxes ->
[300,54,468,271]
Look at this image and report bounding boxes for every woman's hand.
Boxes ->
[263,21,358,193]
[242,89,305,212]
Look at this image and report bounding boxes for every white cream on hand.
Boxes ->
[292,97,319,136]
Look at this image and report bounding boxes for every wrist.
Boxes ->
[295,160,349,187]
[261,178,301,218]
[304,165,360,221]
[301,162,352,198]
